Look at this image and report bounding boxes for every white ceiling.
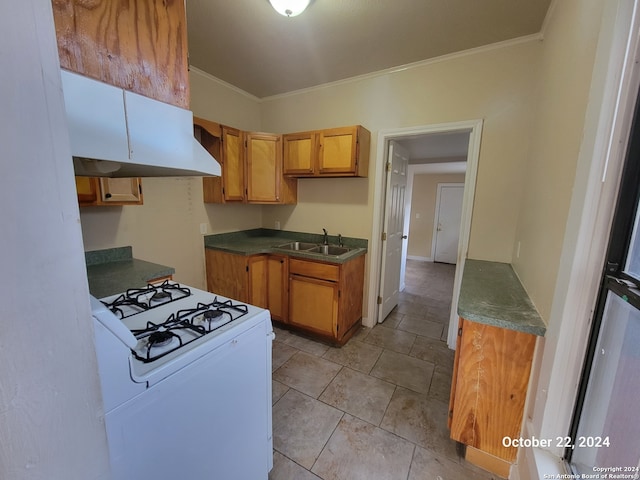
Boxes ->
[186,0,552,99]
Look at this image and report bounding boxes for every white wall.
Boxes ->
[1,2,110,478]
[511,0,606,320]
[260,42,541,265]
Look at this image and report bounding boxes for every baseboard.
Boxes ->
[407,255,432,262]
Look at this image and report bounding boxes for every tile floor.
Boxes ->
[269,260,497,480]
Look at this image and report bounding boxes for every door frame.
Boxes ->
[369,119,483,349]
[432,182,465,263]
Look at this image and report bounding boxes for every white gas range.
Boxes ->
[90,280,274,480]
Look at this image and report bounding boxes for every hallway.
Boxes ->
[269,260,496,479]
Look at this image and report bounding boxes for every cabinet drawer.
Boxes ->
[289,258,339,282]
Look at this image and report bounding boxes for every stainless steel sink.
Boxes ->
[309,245,351,256]
[275,241,354,257]
[275,241,318,251]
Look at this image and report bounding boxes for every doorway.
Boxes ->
[433,183,465,264]
[370,120,482,349]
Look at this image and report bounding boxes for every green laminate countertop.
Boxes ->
[204,228,368,264]
[85,246,175,298]
[457,259,546,336]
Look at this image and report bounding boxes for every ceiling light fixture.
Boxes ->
[268,0,310,17]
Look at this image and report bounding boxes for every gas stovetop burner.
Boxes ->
[129,298,250,363]
[151,290,171,302]
[101,281,192,319]
[148,330,175,348]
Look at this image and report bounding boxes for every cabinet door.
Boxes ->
[449,318,536,462]
[205,249,248,302]
[221,126,245,202]
[246,133,281,203]
[75,177,100,206]
[318,127,358,175]
[267,255,288,322]
[99,178,143,204]
[289,274,338,337]
[283,132,317,176]
[52,0,189,108]
[248,255,268,308]
[75,177,142,206]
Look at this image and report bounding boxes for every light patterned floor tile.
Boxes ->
[269,451,322,480]
[408,446,497,480]
[370,350,434,394]
[311,414,415,480]
[380,387,459,461]
[273,351,342,398]
[319,367,395,426]
[362,325,416,354]
[322,339,383,374]
[272,389,343,469]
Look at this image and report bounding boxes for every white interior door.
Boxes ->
[433,184,464,264]
[378,141,409,322]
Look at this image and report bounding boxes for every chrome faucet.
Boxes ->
[322,228,329,245]
[338,234,343,247]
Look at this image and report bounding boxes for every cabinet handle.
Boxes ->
[105,193,112,199]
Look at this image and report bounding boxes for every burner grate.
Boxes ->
[101,280,192,319]
[129,297,249,363]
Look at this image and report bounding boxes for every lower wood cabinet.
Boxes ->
[289,268,338,337]
[75,177,143,206]
[267,255,288,323]
[205,248,365,344]
[288,255,365,344]
[205,249,267,308]
[448,317,537,477]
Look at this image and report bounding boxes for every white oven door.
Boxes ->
[105,317,273,480]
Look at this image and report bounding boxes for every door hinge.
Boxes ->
[338,290,341,298]
[377,296,382,305]
[386,162,391,172]
[381,232,387,241]
[138,184,142,194]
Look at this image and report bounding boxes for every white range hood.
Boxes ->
[61,70,221,177]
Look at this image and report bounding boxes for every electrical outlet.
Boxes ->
[200,223,207,235]
[516,241,521,258]
[275,220,281,230]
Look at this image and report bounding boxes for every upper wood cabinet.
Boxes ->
[52,0,189,108]
[221,126,245,202]
[75,177,143,207]
[282,131,318,176]
[246,133,297,204]
[283,126,371,177]
[196,118,297,205]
